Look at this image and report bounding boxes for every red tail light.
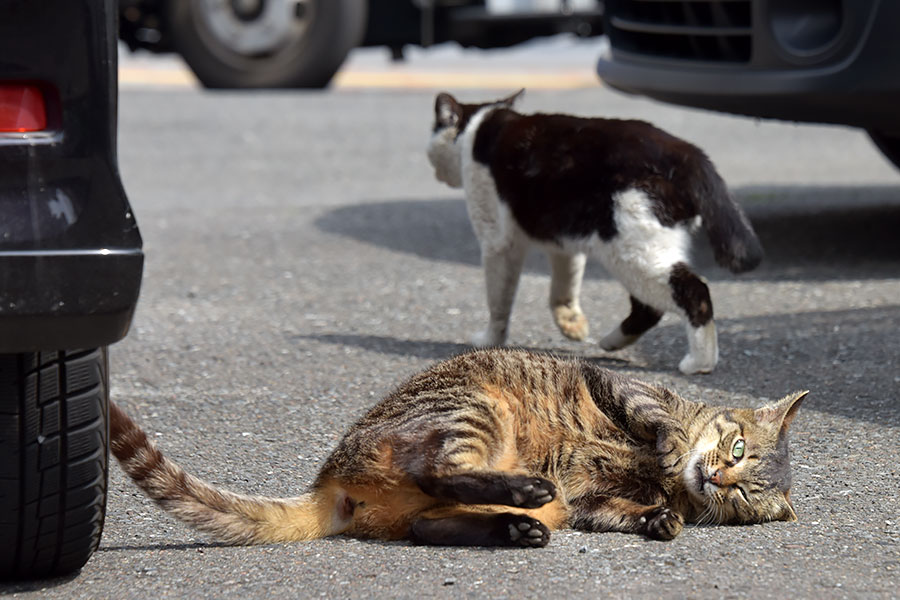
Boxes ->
[0,84,47,132]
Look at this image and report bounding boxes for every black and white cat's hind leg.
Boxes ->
[599,266,718,375]
[667,262,718,374]
[599,295,663,352]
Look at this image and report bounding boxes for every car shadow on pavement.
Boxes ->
[0,574,80,594]
[314,185,900,282]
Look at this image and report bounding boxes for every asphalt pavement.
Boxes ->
[4,41,900,599]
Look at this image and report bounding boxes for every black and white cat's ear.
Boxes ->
[435,92,462,129]
[498,88,525,107]
[754,390,808,435]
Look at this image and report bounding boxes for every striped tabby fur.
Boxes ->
[111,349,806,548]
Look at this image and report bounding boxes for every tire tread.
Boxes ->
[0,349,108,579]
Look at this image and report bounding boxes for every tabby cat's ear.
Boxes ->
[754,390,808,436]
[499,88,525,107]
[435,92,462,128]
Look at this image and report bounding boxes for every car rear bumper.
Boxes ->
[597,0,900,133]
[0,250,143,352]
[0,0,144,352]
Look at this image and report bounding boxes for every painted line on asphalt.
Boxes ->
[118,66,599,90]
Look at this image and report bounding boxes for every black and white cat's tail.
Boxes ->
[692,159,763,273]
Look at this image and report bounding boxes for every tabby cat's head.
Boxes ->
[426,89,524,188]
[683,391,808,526]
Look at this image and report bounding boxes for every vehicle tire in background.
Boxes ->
[868,130,900,171]
[165,0,368,88]
[0,349,108,579]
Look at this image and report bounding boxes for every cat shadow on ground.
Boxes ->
[290,332,632,368]
[313,185,900,282]
[298,303,899,426]
[97,541,231,553]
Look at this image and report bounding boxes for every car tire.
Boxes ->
[0,349,109,579]
[164,0,368,89]
[868,130,900,171]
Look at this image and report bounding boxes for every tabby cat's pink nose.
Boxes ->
[709,470,723,486]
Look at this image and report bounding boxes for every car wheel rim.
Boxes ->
[193,0,314,60]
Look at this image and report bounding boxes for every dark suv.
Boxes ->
[0,0,143,578]
[597,0,900,169]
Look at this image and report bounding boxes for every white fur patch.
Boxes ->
[584,188,691,312]
[426,127,463,188]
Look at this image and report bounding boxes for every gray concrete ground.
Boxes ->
[4,43,900,599]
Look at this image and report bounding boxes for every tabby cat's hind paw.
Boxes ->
[640,507,684,541]
[500,514,551,548]
[552,305,589,341]
[507,475,556,508]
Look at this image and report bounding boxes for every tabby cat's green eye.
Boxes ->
[732,439,746,460]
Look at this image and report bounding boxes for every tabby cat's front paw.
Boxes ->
[639,507,684,541]
[656,427,690,477]
[552,305,589,341]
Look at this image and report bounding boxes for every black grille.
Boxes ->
[606,0,753,63]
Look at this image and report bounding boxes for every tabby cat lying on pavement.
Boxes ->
[112,349,805,548]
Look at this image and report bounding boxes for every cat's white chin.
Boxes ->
[682,452,710,502]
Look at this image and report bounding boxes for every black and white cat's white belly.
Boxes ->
[557,188,695,309]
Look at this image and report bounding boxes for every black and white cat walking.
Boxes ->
[426,90,763,374]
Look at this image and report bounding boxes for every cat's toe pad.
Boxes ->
[552,306,589,341]
[508,476,556,508]
[640,507,684,541]
[503,515,550,548]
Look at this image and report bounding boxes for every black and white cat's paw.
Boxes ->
[677,353,717,375]
[639,507,684,541]
[679,323,718,374]
[552,305,589,342]
[470,329,506,348]
[499,514,551,548]
[599,326,639,352]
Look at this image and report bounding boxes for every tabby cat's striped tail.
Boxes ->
[109,402,351,545]
[692,158,763,273]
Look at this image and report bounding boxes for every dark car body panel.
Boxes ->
[0,0,143,352]
[597,0,900,134]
